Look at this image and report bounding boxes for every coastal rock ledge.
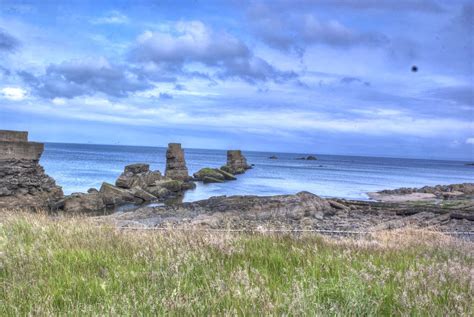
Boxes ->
[0,130,63,210]
[106,188,474,233]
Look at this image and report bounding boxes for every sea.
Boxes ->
[41,143,474,202]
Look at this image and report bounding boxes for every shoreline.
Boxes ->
[101,183,474,238]
[1,129,472,236]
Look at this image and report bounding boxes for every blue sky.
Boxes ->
[0,0,472,160]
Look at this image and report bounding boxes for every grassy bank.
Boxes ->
[1,212,473,316]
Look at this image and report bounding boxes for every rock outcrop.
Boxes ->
[62,189,105,213]
[108,191,334,228]
[115,163,162,189]
[224,150,251,174]
[371,183,474,201]
[193,167,237,183]
[296,155,318,160]
[62,163,196,213]
[165,143,190,180]
[0,130,63,210]
[106,190,474,234]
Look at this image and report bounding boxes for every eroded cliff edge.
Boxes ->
[0,130,63,210]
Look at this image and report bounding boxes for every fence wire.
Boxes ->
[113,226,474,236]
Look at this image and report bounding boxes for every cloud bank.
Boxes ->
[0,1,472,159]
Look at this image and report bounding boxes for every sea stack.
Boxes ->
[165,143,190,180]
[225,150,251,174]
[0,130,63,210]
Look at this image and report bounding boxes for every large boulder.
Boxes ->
[99,182,135,206]
[155,179,184,192]
[130,187,157,202]
[165,143,190,180]
[146,186,171,198]
[125,163,149,174]
[63,191,106,213]
[146,178,195,200]
[115,163,162,189]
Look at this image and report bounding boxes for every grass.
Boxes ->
[1,211,473,316]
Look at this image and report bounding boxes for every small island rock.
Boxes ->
[194,167,237,183]
[296,155,318,160]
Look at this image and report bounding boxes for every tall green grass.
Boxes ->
[1,211,473,316]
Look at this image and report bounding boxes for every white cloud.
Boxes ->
[0,87,27,100]
[92,11,129,25]
[350,108,403,117]
[466,138,474,145]
[52,97,66,105]
[129,21,295,82]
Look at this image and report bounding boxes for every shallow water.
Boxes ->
[41,143,474,201]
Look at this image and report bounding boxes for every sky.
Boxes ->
[0,0,473,160]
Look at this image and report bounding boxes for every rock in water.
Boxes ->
[154,179,184,192]
[0,130,63,210]
[193,167,237,182]
[115,163,162,189]
[193,168,225,181]
[225,150,251,174]
[125,163,150,174]
[62,160,197,213]
[216,168,237,180]
[165,143,190,180]
[296,155,317,160]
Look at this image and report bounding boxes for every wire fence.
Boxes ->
[114,226,474,237]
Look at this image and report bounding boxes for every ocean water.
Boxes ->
[41,143,474,202]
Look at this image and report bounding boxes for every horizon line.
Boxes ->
[40,140,472,163]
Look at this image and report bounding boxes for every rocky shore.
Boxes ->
[105,185,474,234]
[0,130,253,214]
[1,130,472,235]
[369,183,474,201]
